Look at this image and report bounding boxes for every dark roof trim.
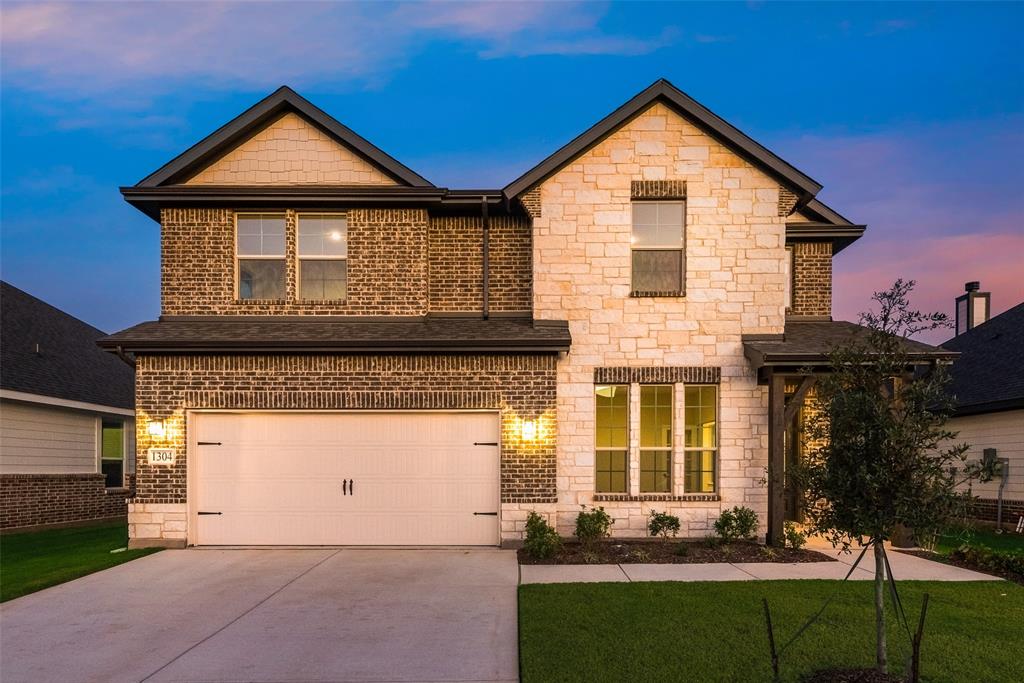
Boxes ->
[99,338,568,353]
[503,78,823,202]
[952,398,1024,417]
[121,186,509,221]
[743,349,959,369]
[135,86,433,188]
[785,223,866,254]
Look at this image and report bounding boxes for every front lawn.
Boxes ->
[931,526,1024,555]
[519,580,1022,682]
[0,522,161,602]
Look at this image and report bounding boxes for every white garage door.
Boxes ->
[191,412,500,546]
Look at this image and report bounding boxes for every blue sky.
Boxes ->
[2,1,1022,342]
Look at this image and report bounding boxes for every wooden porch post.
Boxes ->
[767,371,786,546]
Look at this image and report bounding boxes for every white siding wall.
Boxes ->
[951,409,1024,501]
[0,400,136,475]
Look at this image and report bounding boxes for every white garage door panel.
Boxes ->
[193,412,499,546]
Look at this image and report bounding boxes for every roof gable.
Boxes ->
[137,86,432,188]
[503,78,822,203]
[184,112,399,186]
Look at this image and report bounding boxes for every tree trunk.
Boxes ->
[874,540,888,673]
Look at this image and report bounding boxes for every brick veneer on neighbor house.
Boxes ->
[132,354,557,544]
[790,241,832,317]
[531,102,785,537]
[0,474,127,531]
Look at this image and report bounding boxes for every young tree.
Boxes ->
[793,279,971,674]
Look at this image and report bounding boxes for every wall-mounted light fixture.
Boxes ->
[147,419,166,439]
[520,418,539,442]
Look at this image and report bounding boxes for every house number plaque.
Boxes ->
[147,448,176,466]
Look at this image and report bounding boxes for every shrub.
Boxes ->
[575,505,613,549]
[674,542,689,557]
[523,511,561,559]
[760,545,778,561]
[714,506,759,542]
[951,544,1024,576]
[648,510,681,541]
[630,548,651,563]
[784,521,807,550]
[703,534,722,549]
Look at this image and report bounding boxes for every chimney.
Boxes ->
[954,281,991,336]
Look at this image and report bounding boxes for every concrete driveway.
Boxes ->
[0,548,519,683]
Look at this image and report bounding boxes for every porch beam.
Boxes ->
[767,371,787,546]
[784,375,816,424]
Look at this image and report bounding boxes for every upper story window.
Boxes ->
[236,213,286,300]
[298,214,348,300]
[631,201,684,294]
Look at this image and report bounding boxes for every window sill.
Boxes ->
[234,299,288,304]
[629,290,685,298]
[593,493,720,502]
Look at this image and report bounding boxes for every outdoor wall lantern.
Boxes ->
[520,418,539,442]
[147,419,167,440]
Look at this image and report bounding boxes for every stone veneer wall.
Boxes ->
[790,242,832,317]
[529,101,787,538]
[0,474,126,530]
[428,215,532,313]
[132,354,557,545]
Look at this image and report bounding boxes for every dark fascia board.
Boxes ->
[953,397,1024,417]
[135,86,433,189]
[503,78,823,203]
[785,223,866,254]
[121,185,509,221]
[98,340,570,354]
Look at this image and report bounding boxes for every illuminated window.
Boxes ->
[298,214,348,300]
[684,385,717,493]
[101,420,124,488]
[595,384,628,493]
[640,385,672,493]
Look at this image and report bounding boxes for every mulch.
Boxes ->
[894,548,1022,585]
[518,539,834,565]
[801,668,906,683]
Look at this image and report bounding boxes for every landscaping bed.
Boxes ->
[518,539,833,564]
[896,547,1024,585]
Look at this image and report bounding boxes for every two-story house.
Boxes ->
[102,79,948,549]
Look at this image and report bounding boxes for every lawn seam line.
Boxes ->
[137,548,342,682]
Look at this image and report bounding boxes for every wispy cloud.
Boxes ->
[0,1,676,97]
[774,118,1024,340]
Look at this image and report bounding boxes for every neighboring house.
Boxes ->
[942,285,1024,526]
[1,281,135,531]
[101,78,951,549]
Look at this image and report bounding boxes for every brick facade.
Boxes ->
[428,215,531,313]
[132,353,557,542]
[0,474,127,530]
[790,241,832,317]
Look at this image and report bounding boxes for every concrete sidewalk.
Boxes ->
[519,541,1000,584]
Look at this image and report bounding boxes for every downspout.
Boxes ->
[481,195,490,320]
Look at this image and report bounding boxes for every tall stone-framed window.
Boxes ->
[639,385,673,493]
[684,385,718,493]
[630,201,685,294]
[236,213,286,300]
[298,213,348,300]
[595,384,629,493]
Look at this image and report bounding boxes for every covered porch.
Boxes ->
[744,321,958,546]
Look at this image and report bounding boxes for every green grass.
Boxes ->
[519,580,1023,682]
[0,522,161,602]
[932,527,1024,555]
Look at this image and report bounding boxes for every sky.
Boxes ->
[2,1,1022,344]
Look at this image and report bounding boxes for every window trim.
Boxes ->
[595,384,630,494]
[234,212,287,301]
[296,212,348,302]
[683,384,719,494]
[630,200,686,297]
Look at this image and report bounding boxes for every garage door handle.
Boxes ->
[198,511,222,515]
[342,480,348,495]
[474,442,498,446]
[473,512,498,516]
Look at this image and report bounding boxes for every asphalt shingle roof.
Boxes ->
[98,317,571,353]
[1,281,134,409]
[941,302,1024,413]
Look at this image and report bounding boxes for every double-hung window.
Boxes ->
[298,214,348,300]
[631,201,684,293]
[100,420,124,488]
[595,384,629,493]
[236,213,286,300]
[640,385,673,493]
[684,385,718,493]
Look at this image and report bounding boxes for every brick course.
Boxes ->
[790,242,832,317]
[133,353,557,541]
[0,474,126,530]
